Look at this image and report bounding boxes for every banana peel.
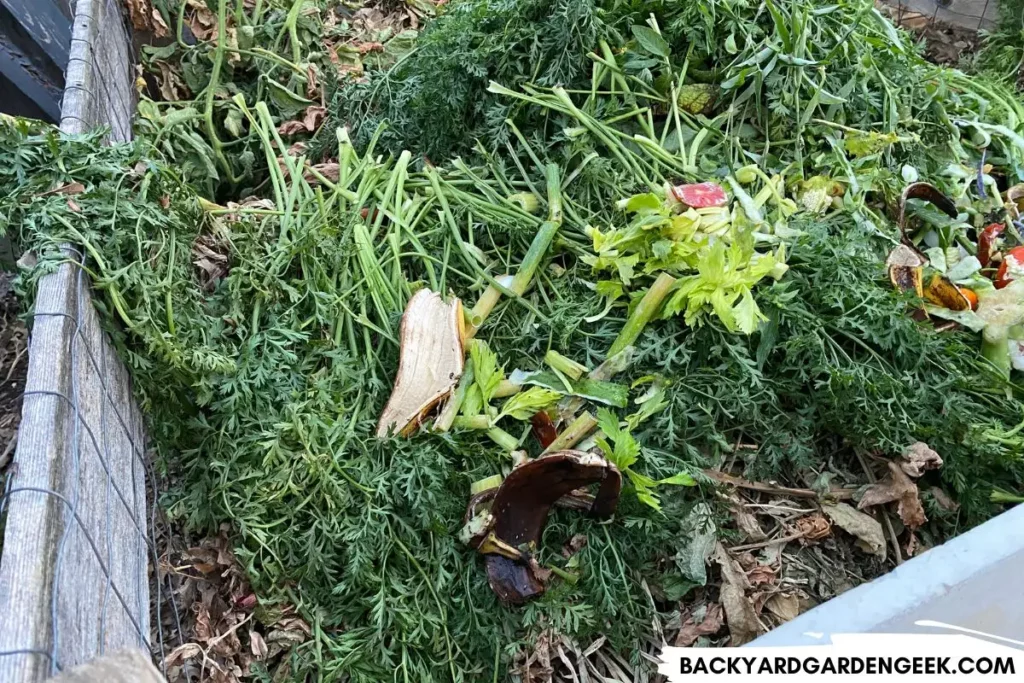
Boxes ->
[886,244,926,297]
[463,451,622,604]
[376,289,465,438]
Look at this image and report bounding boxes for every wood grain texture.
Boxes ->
[0,0,150,680]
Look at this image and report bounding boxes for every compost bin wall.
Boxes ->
[0,0,153,681]
[879,0,999,30]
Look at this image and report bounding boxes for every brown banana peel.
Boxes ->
[467,451,622,604]
[376,289,465,438]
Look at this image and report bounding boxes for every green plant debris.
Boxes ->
[5,0,1024,679]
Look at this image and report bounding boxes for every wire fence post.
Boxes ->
[0,0,174,680]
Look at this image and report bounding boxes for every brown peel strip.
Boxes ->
[924,273,971,311]
[481,450,621,603]
[886,244,926,297]
[897,182,958,237]
[376,289,465,438]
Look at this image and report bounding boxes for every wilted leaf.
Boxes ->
[714,543,760,645]
[746,564,775,587]
[157,62,189,101]
[561,534,587,558]
[765,593,801,623]
[900,442,942,478]
[38,181,85,197]
[858,461,927,529]
[250,630,268,659]
[675,602,724,646]
[673,503,716,586]
[278,106,327,136]
[822,502,886,558]
[794,512,831,541]
[163,642,202,668]
[66,199,81,213]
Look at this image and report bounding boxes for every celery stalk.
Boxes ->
[453,415,492,431]
[487,427,520,452]
[608,273,676,357]
[543,412,598,453]
[544,350,588,381]
[467,164,562,338]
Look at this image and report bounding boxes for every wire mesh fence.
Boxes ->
[880,0,999,31]
[0,0,178,680]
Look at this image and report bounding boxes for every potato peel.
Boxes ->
[376,289,465,438]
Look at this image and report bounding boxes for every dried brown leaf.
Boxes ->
[858,461,927,529]
[746,564,775,587]
[713,543,760,645]
[822,502,886,558]
[163,642,202,668]
[674,602,724,647]
[157,62,188,101]
[303,105,326,131]
[306,64,321,101]
[794,512,831,541]
[250,630,268,659]
[278,120,309,136]
[900,442,942,478]
[38,181,85,197]
[729,497,766,541]
[561,534,588,558]
[764,593,801,623]
[930,486,959,512]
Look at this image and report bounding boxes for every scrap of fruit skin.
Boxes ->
[376,289,465,438]
[886,244,926,297]
[924,273,971,311]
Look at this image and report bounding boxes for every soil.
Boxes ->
[0,273,28,476]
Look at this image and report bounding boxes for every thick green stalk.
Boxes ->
[487,427,520,452]
[982,327,1011,378]
[608,273,676,357]
[545,350,587,381]
[453,415,492,431]
[434,364,474,432]
[205,0,239,184]
[543,412,597,454]
[467,164,562,337]
[492,379,522,399]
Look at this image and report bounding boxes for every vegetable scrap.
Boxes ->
[4,0,1024,678]
[376,289,464,437]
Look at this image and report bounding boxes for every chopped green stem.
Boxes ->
[608,273,676,357]
[453,415,492,431]
[543,412,597,453]
[487,426,520,452]
[492,379,522,399]
[434,365,473,432]
[545,350,587,381]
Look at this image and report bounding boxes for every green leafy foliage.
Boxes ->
[596,408,696,510]
[327,0,609,159]
[497,387,562,421]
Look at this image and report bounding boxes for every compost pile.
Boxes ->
[4,0,1024,680]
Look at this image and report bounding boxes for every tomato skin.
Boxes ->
[995,246,1024,289]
